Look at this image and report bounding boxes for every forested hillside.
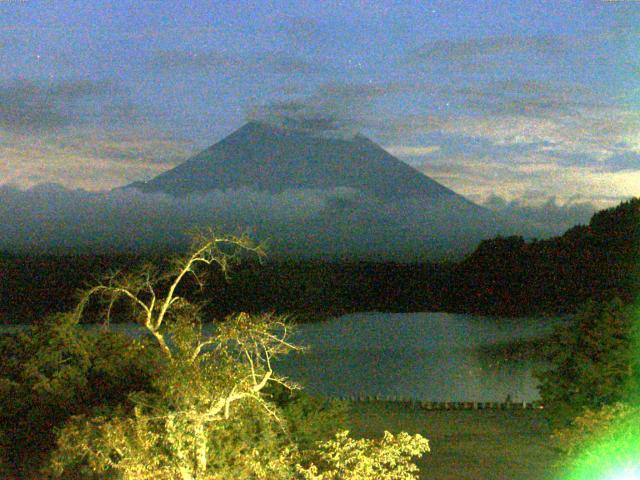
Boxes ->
[450,197,639,314]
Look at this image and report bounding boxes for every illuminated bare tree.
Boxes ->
[75,230,265,357]
[56,231,303,479]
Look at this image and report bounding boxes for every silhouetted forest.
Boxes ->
[452,197,639,315]
[1,198,638,323]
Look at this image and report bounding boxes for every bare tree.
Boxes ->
[75,230,264,356]
[59,230,303,479]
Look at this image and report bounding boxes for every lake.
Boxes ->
[0,312,561,402]
[275,312,560,402]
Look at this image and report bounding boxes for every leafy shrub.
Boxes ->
[535,298,639,425]
[0,314,161,477]
[267,383,350,455]
[48,312,294,479]
[3,233,430,479]
[552,403,637,458]
[47,312,353,479]
[296,430,430,480]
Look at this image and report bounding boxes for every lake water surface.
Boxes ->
[274,312,560,402]
[1,312,561,402]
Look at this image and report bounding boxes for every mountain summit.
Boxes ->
[129,121,469,204]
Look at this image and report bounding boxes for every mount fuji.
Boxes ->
[123,121,512,260]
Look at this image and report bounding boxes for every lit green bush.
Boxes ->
[296,430,430,480]
[2,232,429,479]
[267,382,350,455]
[553,402,640,479]
[48,313,306,479]
[0,314,161,477]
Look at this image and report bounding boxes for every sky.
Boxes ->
[1,0,639,211]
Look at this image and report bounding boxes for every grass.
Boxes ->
[347,401,560,480]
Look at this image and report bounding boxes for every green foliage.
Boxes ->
[552,402,640,479]
[46,315,356,480]
[49,402,299,480]
[265,383,350,461]
[43,234,334,479]
[455,197,640,315]
[296,430,430,480]
[0,314,161,477]
[0,425,8,476]
[536,298,639,425]
[49,312,299,479]
[552,402,637,458]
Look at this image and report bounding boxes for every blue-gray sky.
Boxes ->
[1,0,639,209]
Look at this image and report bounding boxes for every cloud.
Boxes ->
[248,81,409,135]
[147,49,321,75]
[413,35,571,64]
[446,80,607,117]
[0,183,520,260]
[0,128,193,191]
[407,131,550,159]
[278,16,327,48]
[251,73,626,156]
[601,151,640,172]
[408,29,637,88]
[386,145,440,156]
[247,76,640,210]
[391,125,639,209]
[546,150,640,173]
[482,194,598,236]
[0,79,127,132]
[436,107,640,154]
[123,25,222,42]
[251,72,622,155]
[249,100,344,134]
[0,185,335,252]
[410,34,576,73]
[147,50,238,71]
[0,77,192,190]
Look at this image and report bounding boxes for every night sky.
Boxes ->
[1,0,639,210]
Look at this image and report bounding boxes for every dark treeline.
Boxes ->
[1,198,638,323]
[453,197,639,315]
[0,252,454,322]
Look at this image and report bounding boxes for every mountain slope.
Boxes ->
[128,121,471,204]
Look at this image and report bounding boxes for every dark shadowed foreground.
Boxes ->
[348,401,559,480]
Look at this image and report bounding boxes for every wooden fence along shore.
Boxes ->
[333,396,543,410]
